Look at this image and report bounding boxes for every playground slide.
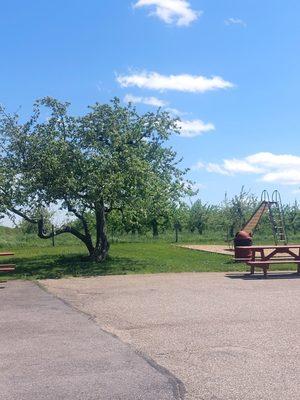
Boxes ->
[243,201,269,234]
[241,190,288,245]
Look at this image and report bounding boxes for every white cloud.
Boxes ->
[206,163,230,175]
[177,119,215,137]
[245,152,300,168]
[194,152,300,185]
[117,71,234,93]
[124,94,167,107]
[133,0,201,26]
[261,170,300,185]
[222,159,264,174]
[225,18,247,27]
[192,161,205,170]
[124,95,191,118]
[165,107,187,116]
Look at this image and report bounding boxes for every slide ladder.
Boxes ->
[242,190,288,244]
[268,190,288,245]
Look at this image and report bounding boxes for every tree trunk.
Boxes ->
[92,200,110,262]
[89,242,109,262]
[197,226,203,235]
[151,219,159,238]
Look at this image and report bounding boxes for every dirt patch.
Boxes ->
[178,244,233,255]
[179,244,298,258]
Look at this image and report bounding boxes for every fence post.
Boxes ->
[174,223,180,243]
[52,225,55,247]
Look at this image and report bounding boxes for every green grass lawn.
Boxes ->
[0,241,298,280]
[0,226,299,280]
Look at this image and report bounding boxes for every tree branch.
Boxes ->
[8,206,38,224]
[37,219,88,243]
[65,200,93,244]
[9,204,93,252]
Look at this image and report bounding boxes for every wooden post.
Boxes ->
[174,222,180,243]
[52,225,55,247]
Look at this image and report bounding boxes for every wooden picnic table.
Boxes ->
[0,252,15,275]
[235,244,300,277]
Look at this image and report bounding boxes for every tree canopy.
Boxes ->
[0,97,192,261]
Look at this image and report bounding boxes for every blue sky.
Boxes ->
[2,0,300,207]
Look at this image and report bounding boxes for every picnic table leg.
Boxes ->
[249,249,256,275]
[263,265,268,278]
[297,264,300,275]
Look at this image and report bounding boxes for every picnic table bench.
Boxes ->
[0,252,15,276]
[235,245,300,278]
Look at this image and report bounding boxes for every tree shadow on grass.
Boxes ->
[3,254,149,280]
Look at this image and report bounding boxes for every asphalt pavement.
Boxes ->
[0,281,184,400]
[43,271,300,400]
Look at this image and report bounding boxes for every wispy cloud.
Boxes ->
[124,94,190,117]
[177,119,215,138]
[225,17,247,27]
[165,107,187,116]
[117,71,234,93]
[133,0,201,26]
[193,152,300,185]
[124,94,167,107]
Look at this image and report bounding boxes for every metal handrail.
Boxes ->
[272,190,288,244]
[261,190,270,202]
[272,189,281,204]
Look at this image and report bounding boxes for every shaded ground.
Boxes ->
[0,281,183,400]
[0,243,238,280]
[43,272,300,400]
[2,242,300,281]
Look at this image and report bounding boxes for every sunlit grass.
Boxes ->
[0,226,299,280]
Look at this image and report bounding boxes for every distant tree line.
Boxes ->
[18,187,300,242]
[101,188,300,241]
[16,185,300,244]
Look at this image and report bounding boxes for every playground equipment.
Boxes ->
[243,190,288,245]
[234,190,288,259]
[238,244,300,277]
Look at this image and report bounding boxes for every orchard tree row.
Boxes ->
[18,187,300,242]
[103,188,300,239]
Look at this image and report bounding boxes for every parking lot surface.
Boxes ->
[0,281,182,400]
[43,272,300,400]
